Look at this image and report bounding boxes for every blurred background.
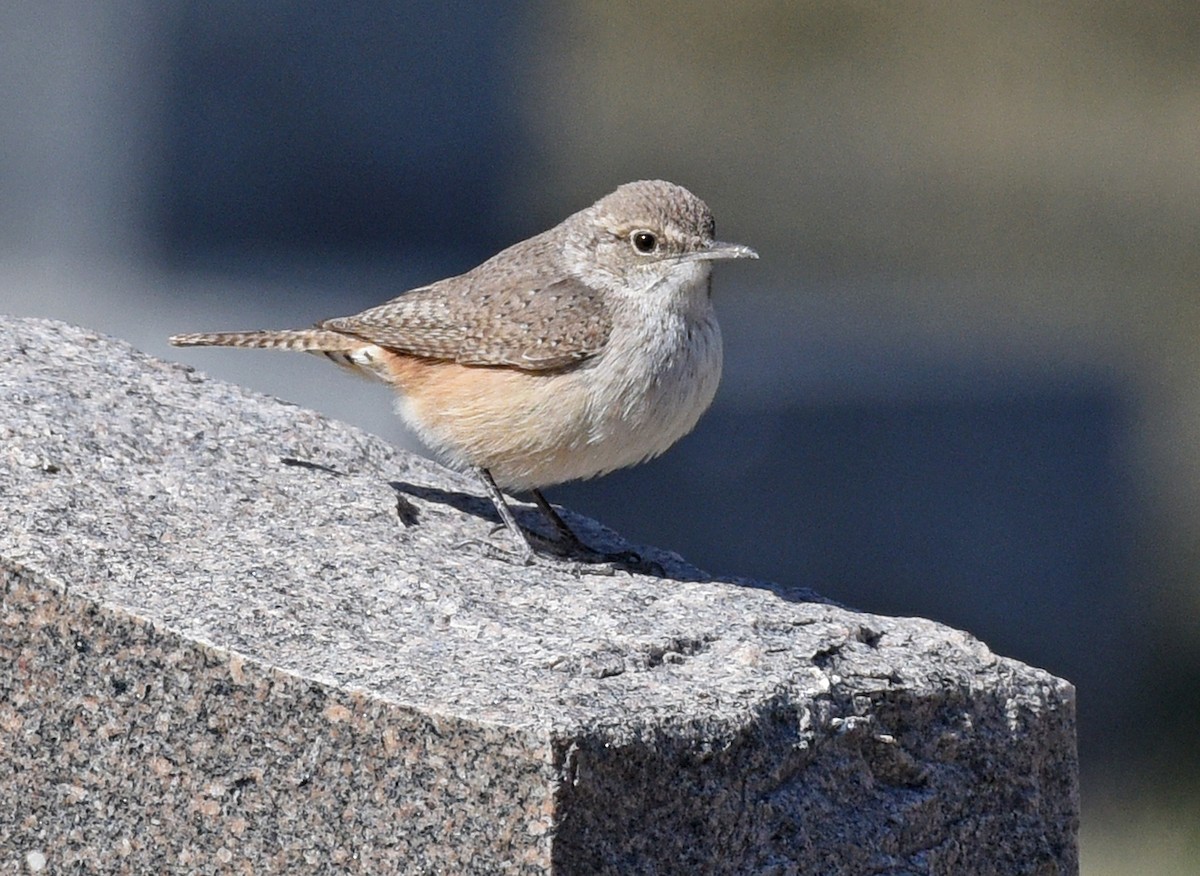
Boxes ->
[2,2,1197,870]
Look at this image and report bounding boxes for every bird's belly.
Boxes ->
[385,316,723,491]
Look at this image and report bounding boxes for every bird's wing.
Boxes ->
[320,275,612,371]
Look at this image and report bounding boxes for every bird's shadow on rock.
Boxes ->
[282,460,825,595]
[386,481,833,600]
[388,480,713,580]
[389,480,507,528]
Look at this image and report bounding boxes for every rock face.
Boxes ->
[0,317,1079,874]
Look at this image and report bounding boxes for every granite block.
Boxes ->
[0,317,1079,874]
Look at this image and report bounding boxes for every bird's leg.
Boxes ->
[473,470,659,575]
[472,466,535,565]
[531,489,661,574]
[530,489,594,554]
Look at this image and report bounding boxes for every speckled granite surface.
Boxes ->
[0,317,1079,874]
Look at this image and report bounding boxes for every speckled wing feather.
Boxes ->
[320,275,612,371]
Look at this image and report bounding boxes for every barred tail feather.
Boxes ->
[168,328,357,353]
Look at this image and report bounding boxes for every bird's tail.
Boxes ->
[168,328,358,353]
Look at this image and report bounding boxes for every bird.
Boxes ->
[170,180,757,564]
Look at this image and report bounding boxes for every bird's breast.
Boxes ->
[574,304,723,471]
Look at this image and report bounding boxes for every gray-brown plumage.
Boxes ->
[322,275,612,370]
[171,219,615,371]
[170,180,757,563]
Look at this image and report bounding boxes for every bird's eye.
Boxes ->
[631,231,658,254]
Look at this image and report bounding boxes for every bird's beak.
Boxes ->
[687,241,759,262]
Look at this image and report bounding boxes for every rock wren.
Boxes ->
[171,179,757,563]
